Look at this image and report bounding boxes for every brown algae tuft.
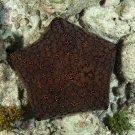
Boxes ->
[0,105,24,131]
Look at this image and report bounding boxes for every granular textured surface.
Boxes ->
[9,17,117,121]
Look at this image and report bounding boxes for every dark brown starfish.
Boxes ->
[9,17,116,120]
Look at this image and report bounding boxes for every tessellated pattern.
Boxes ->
[9,18,116,120]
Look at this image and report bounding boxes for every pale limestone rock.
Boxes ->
[81,6,130,43]
[10,9,18,17]
[111,103,118,113]
[35,119,49,130]
[121,34,135,83]
[119,0,135,20]
[115,82,127,97]
[0,131,16,135]
[0,37,18,108]
[0,63,20,107]
[32,129,50,135]
[41,0,100,17]
[5,0,52,47]
[102,0,120,7]
[22,15,42,46]
[19,18,29,27]
[81,0,135,44]
[53,112,111,135]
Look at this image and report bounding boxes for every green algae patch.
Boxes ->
[109,111,134,134]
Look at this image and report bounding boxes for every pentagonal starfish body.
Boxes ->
[9,18,116,120]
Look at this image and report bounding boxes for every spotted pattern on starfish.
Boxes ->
[9,17,116,120]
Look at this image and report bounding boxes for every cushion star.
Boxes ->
[9,17,116,121]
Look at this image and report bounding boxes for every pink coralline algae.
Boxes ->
[9,17,117,121]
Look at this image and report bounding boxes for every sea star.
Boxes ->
[9,17,116,120]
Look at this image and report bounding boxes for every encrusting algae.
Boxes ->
[0,105,24,131]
